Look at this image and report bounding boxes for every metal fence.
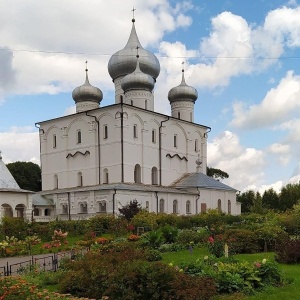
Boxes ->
[0,248,89,277]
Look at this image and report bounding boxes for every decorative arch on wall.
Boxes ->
[134,164,141,184]
[130,112,144,127]
[1,204,13,218]
[159,199,164,213]
[151,167,158,185]
[173,200,178,214]
[186,200,191,214]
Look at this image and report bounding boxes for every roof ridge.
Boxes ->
[169,173,190,186]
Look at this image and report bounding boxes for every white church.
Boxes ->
[1,17,240,221]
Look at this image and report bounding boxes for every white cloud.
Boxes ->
[207,131,265,192]
[231,71,300,129]
[0,128,40,164]
[64,105,76,116]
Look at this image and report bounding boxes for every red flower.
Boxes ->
[208,236,214,244]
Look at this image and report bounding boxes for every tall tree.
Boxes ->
[262,188,280,211]
[237,190,256,213]
[207,167,229,180]
[6,161,41,192]
[279,183,300,211]
[118,199,142,221]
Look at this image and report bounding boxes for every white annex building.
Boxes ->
[33,18,241,220]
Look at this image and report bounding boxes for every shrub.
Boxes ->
[176,229,203,245]
[131,211,159,230]
[160,225,178,243]
[140,230,165,249]
[207,235,225,258]
[224,229,260,254]
[275,235,300,263]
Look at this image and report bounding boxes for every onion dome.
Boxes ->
[72,67,103,104]
[108,18,160,81]
[168,69,198,103]
[121,55,155,92]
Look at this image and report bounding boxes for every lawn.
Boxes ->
[163,247,300,300]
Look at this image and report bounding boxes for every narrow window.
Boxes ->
[195,139,198,152]
[77,172,83,187]
[133,124,138,138]
[174,134,177,148]
[159,199,164,213]
[186,200,191,214]
[131,100,133,106]
[152,129,156,143]
[178,112,180,119]
[120,95,123,103]
[190,112,193,122]
[103,168,109,184]
[151,167,158,185]
[145,100,148,109]
[134,164,141,183]
[44,208,51,216]
[77,130,82,144]
[54,174,58,189]
[99,201,107,213]
[145,201,149,211]
[80,202,88,213]
[53,134,57,148]
[104,125,108,139]
[173,200,178,214]
[62,205,68,214]
[218,199,222,213]
[228,200,231,215]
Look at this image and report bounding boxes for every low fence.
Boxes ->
[0,248,89,277]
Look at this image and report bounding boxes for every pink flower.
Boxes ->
[208,236,214,244]
[254,262,261,268]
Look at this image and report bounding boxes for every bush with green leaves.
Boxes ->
[140,229,165,249]
[275,234,300,263]
[160,225,178,243]
[176,229,204,246]
[224,229,260,254]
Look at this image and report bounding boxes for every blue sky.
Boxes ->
[0,0,300,193]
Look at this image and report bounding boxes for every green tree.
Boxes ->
[250,191,265,214]
[262,188,280,210]
[207,167,229,180]
[279,183,300,211]
[237,190,256,213]
[118,199,142,221]
[6,161,41,191]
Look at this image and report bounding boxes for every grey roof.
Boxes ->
[0,156,20,189]
[40,182,197,195]
[33,194,54,206]
[173,172,237,192]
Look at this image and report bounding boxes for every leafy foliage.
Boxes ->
[207,167,229,180]
[118,199,142,221]
[6,161,41,191]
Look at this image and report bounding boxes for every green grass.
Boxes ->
[162,249,300,300]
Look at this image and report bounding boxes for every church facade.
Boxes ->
[35,18,241,220]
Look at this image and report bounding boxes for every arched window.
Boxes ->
[120,95,123,103]
[178,111,180,119]
[134,164,141,183]
[228,200,231,215]
[62,205,68,214]
[77,172,83,187]
[151,167,158,185]
[33,208,40,216]
[152,129,156,143]
[16,204,25,218]
[218,199,222,213]
[133,124,138,138]
[104,125,108,139]
[195,139,198,152]
[190,112,193,122]
[131,100,133,106]
[77,130,82,144]
[54,174,58,189]
[145,201,149,211]
[99,201,107,213]
[53,134,57,148]
[173,200,178,214]
[186,200,191,214]
[145,100,148,109]
[159,199,164,213]
[80,202,88,213]
[103,168,109,184]
[174,134,177,147]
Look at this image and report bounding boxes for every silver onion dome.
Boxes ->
[108,19,160,81]
[121,56,155,92]
[72,69,103,104]
[168,70,198,103]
